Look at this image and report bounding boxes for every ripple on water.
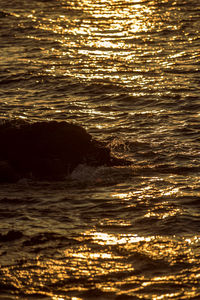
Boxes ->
[0,0,200,298]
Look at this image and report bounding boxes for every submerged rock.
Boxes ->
[0,119,129,182]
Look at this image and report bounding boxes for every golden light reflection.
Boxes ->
[85,230,152,246]
[1,232,200,298]
[99,218,131,227]
[111,181,184,221]
[25,0,167,84]
[162,187,180,197]
[144,208,180,219]
[2,0,200,298]
[112,191,133,200]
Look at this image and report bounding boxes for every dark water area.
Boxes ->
[0,0,200,299]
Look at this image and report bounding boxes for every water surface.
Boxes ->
[0,0,200,299]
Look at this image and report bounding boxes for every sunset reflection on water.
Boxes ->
[2,177,199,298]
[0,0,200,298]
[2,226,200,299]
[27,0,179,87]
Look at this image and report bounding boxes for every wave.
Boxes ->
[0,119,129,182]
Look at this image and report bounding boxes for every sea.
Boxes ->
[0,0,200,299]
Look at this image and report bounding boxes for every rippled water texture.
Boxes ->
[0,0,200,299]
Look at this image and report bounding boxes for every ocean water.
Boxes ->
[0,0,200,299]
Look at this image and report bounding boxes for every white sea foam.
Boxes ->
[70,164,110,184]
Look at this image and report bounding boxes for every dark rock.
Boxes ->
[0,161,19,183]
[0,119,129,182]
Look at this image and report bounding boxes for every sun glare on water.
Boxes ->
[27,0,162,85]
